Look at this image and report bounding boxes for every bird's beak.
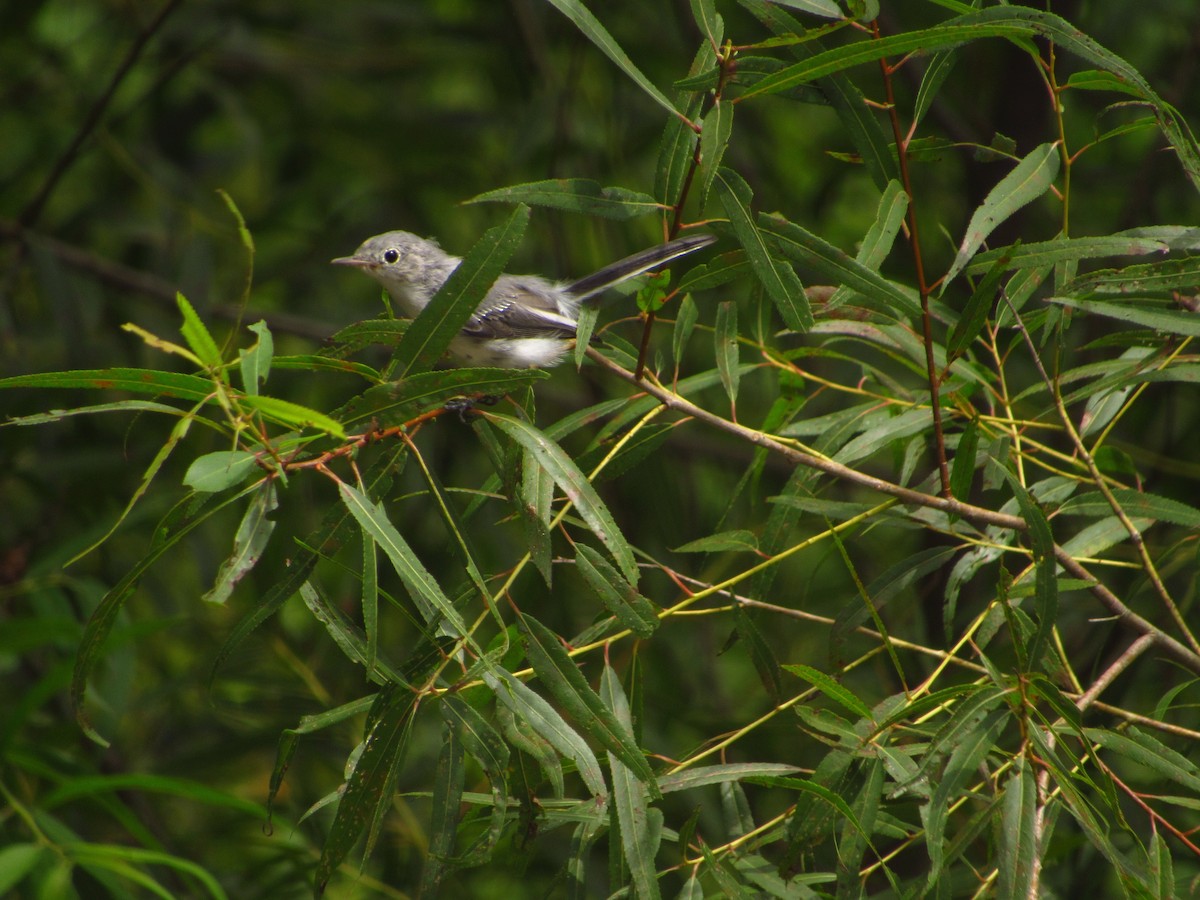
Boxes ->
[331,255,373,268]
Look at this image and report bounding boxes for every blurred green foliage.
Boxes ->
[4,1,1200,897]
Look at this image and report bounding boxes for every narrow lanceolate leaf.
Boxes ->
[656,42,711,206]
[0,367,215,402]
[575,544,658,638]
[830,180,908,310]
[997,759,1037,900]
[420,727,465,898]
[715,300,740,409]
[967,235,1169,274]
[601,665,663,900]
[484,413,638,583]
[468,179,662,220]
[759,212,920,318]
[1064,255,1200,294]
[339,368,547,427]
[672,293,699,368]
[690,0,722,47]
[944,143,1060,286]
[440,696,510,865]
[947,245,1014,360]
[203,481,277,605]
[1049,296,1200,337]
[240,321,273,395]
[784,664,872,718]
[994,466,1056,668]
[314,685,416,898]
[950,417,980,503]
[923,708,1008,892]
[210,447,403,688]
[697,99,734,208]
[1059,489,1200,528]
[338,482,470,640]
[519,613,660,798]
[392,204,530,377]
[483,667,607,799]
[543,0,679,117]
[715,168,812,331]
[239,394,346,439]
[176,293,225,373]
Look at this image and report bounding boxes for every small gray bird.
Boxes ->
[332,231,715,368]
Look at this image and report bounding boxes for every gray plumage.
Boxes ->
[332,231,715,368]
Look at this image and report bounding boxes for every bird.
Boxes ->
[332,230,715,368]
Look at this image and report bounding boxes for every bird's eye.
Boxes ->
[383,248,401,264]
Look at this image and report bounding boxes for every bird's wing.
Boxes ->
[462,279,578,339]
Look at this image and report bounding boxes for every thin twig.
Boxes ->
[872,20,951,497]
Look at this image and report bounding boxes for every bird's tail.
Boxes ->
[564,233,716,302]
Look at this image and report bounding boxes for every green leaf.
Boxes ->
[771,0,841,17]
[967,234,1169,274]
[784,663,872,718]
[339,368,547,426]
[392,204,529,376]
[184,450,259,493]
[314,685,416,897]
[575,544,659,638]
[714,300,740,409]
[0,845,50,896]
[484,413,638,583]
[320,318,410,356]
[658,763,802,794]
[239,394,346,438]
[1049,296,1200,337]
[690,0,722,46]
[419,727,464,897]
[945,143,1060,285]
[1086,726,1200,794]
[338,482,470,640]
[468,179,662,220]
[675,251,751,294]
[519,613,660,797]
[601,665,663,900]
[176,293,224,372]
[543,0,680,117]
[994,465,1057,668]
[1059,489,1200,527]
[655,43,710,206]
[1063,255,1200,294]
[239,321,273,395]
[361,524,379,677]
[439,696,510,865]
[0,367,215,402]
[923,708,1008,892]
[950,417,980,502]
[210,448,401,688]
[829,180,909,309]
[759,212,920,318]
[203,481,277,605]
[715,168,812,331]
[697,98,734,208]
[948,245,1014,359]
[484,666,607,798]
[673,530,759,554]
[997,759,1037,900]
[914,49,959,127]
[671,293,699,368]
